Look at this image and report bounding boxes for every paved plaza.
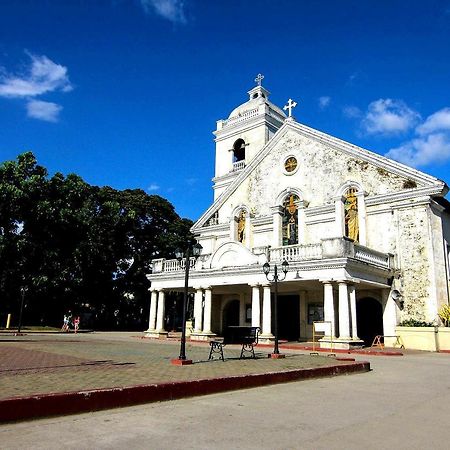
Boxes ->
[0,332,360,406]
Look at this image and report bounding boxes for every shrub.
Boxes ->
[399,319,434,327]
[438,305,450,327]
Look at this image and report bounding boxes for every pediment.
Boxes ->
[192,120,447,232]
[208,241,264,269]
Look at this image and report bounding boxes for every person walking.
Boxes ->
[73,316,80,333]
[61,314,69,332]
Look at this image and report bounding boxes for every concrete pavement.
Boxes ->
[0,350,449,449]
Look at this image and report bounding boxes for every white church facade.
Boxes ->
[147,78,450,349]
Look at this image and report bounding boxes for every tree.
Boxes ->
[0,152,193,329]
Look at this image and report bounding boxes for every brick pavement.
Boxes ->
[0,333,354,401]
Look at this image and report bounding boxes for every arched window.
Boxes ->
[344,187,359,242]
[282,194,299,246]
[233,139,246,163]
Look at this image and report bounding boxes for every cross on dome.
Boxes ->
[255,73,264,86]
[283,98,297,117]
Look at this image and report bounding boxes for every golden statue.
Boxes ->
[344,191,359,242]
[237,210,246,243]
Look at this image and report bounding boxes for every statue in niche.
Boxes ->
[237,210,246,243]
[344,190,359,242]
[283,195,299,245]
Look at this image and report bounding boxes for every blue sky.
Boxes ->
[1,1,450,220]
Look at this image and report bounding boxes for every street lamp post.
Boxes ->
[17,286,28,335]
[171,242,202,366]
[263,260,289,358]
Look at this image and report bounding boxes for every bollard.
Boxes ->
[6,313,11,329]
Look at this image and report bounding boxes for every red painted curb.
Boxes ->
[0,361,369,423]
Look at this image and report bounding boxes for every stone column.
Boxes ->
[299,290,307,340]
[297,201,308,245]
[382,289,397,341]
[333,195,345,237]
[155,290,166,332]
[147,289,158,331]
[194,288,203,333]
[349,284,359,339]
[203,287,212,334]
[250,284,261,329]
[239,292,246,325]
[323,281,335,338]
[356,191,367,246]
[338,281,351,339]
[271,206,283,247]
[261,284,273,337]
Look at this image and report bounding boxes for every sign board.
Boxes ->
[313,321,331,335]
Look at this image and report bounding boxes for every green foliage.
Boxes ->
[0,152,193,329]
[399,319,434,327]
[438,304,450,327]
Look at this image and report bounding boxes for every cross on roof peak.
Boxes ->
[255,73,264,86]
[283,98,298,118]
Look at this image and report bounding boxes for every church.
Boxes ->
[146,76,450,349]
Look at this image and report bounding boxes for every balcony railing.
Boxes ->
[270,243,323,262]
[150,239,393,273]
[232,160,246,172]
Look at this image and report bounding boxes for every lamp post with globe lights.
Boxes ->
[263,260,289,358]
[171,242,203,365]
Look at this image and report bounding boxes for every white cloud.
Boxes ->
[148,183,160,191]
[385,133,450,168]
[416,107,450,135]
[140,0,187,24]
[26,100,62,122]
[0,53,72,98]
[362,99,420,135]
[318,96,331,110]
[343,105,362,119]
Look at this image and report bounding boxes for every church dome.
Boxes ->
[227,84,287,120]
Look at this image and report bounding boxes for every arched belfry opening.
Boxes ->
[233,139,246,163]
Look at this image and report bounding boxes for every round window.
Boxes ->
[284,156,298,173]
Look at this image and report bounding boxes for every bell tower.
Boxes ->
[212,75,286,200]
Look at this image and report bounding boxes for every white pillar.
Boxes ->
[297,202,308,244]
[203,287,212,334]
[356,192,367,246]
[194,288,204,333]
[338,281,351,339]
[155,290,166,332]
[299,290,307,340]
[333,195,345,237]
[239,292,246,325]
[323,281,335,338]
[147,289,158,331]
[349,284,358,339]
[382,289,397,337]
[262,284,273,336]
[251,284,261,328]
[271,206,283,247]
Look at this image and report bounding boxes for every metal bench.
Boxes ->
[208,326,260,361]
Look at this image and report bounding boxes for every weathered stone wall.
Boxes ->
[395,206,432,322]
[429,205,450,314]
[221,130,418,221]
